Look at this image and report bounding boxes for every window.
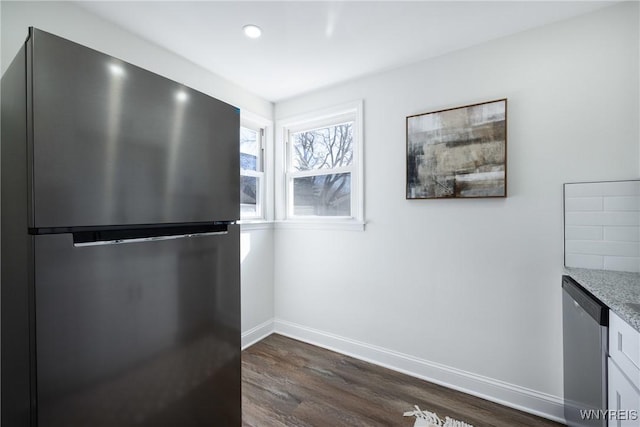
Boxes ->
[280,101,363,228]
[289,121,353,216]
[240,121,265,220]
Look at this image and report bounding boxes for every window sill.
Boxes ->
[274,220,366,232]
[238,220,274,231]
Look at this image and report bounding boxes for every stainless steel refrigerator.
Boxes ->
[2,28,241,426]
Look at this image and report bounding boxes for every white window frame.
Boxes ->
[240,111,273,226]
[276,100,364,231]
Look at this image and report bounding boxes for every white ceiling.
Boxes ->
[76,1,614,102]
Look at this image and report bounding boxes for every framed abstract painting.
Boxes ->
[406,99,507,199]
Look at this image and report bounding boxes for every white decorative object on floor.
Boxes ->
[403,405,474,427]
[442,416,475,427]
[403,406,442,427]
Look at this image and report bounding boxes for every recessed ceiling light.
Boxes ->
[243,24,262,39]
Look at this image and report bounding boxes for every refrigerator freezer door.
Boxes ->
[30,29,239,228]
[33,226,241,427]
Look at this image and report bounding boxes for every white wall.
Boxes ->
[239,226,275,347]
[0,1,276,338]
[274,2,639,421]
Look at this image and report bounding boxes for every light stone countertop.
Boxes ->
[564,267,640,332]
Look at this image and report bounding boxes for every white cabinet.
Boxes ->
[608,310,640,427]
[610,311,640,389]
[608,358,640,427]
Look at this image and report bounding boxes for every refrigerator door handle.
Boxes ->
[73,231,228,247]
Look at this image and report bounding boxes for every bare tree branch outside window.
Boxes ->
[291,122,353,216]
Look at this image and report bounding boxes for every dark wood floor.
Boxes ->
[242,334,563,427]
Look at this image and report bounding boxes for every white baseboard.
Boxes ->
[241,319,274,350]
[273,318,566,424]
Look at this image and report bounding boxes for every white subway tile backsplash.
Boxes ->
[565,181,640,197]
[604,226,640,242]
[604,196,640,211]
[565,211,640,226]
[565,226,603,240]
[565,253,604,269]
[564,181,640,272]
[565,197,603,212]
[603,256,640,273]
[604,181,640,196]
[565,240,639,257]
[565,183,606,197]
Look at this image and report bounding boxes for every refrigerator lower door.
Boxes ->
[33,225,240,427]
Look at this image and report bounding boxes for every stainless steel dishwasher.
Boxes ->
[563,275,609,427]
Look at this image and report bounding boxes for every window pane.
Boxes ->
[293,173,350,216]
[292,122,353,171]
[240,127,259,172]
[240,175,258,215]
